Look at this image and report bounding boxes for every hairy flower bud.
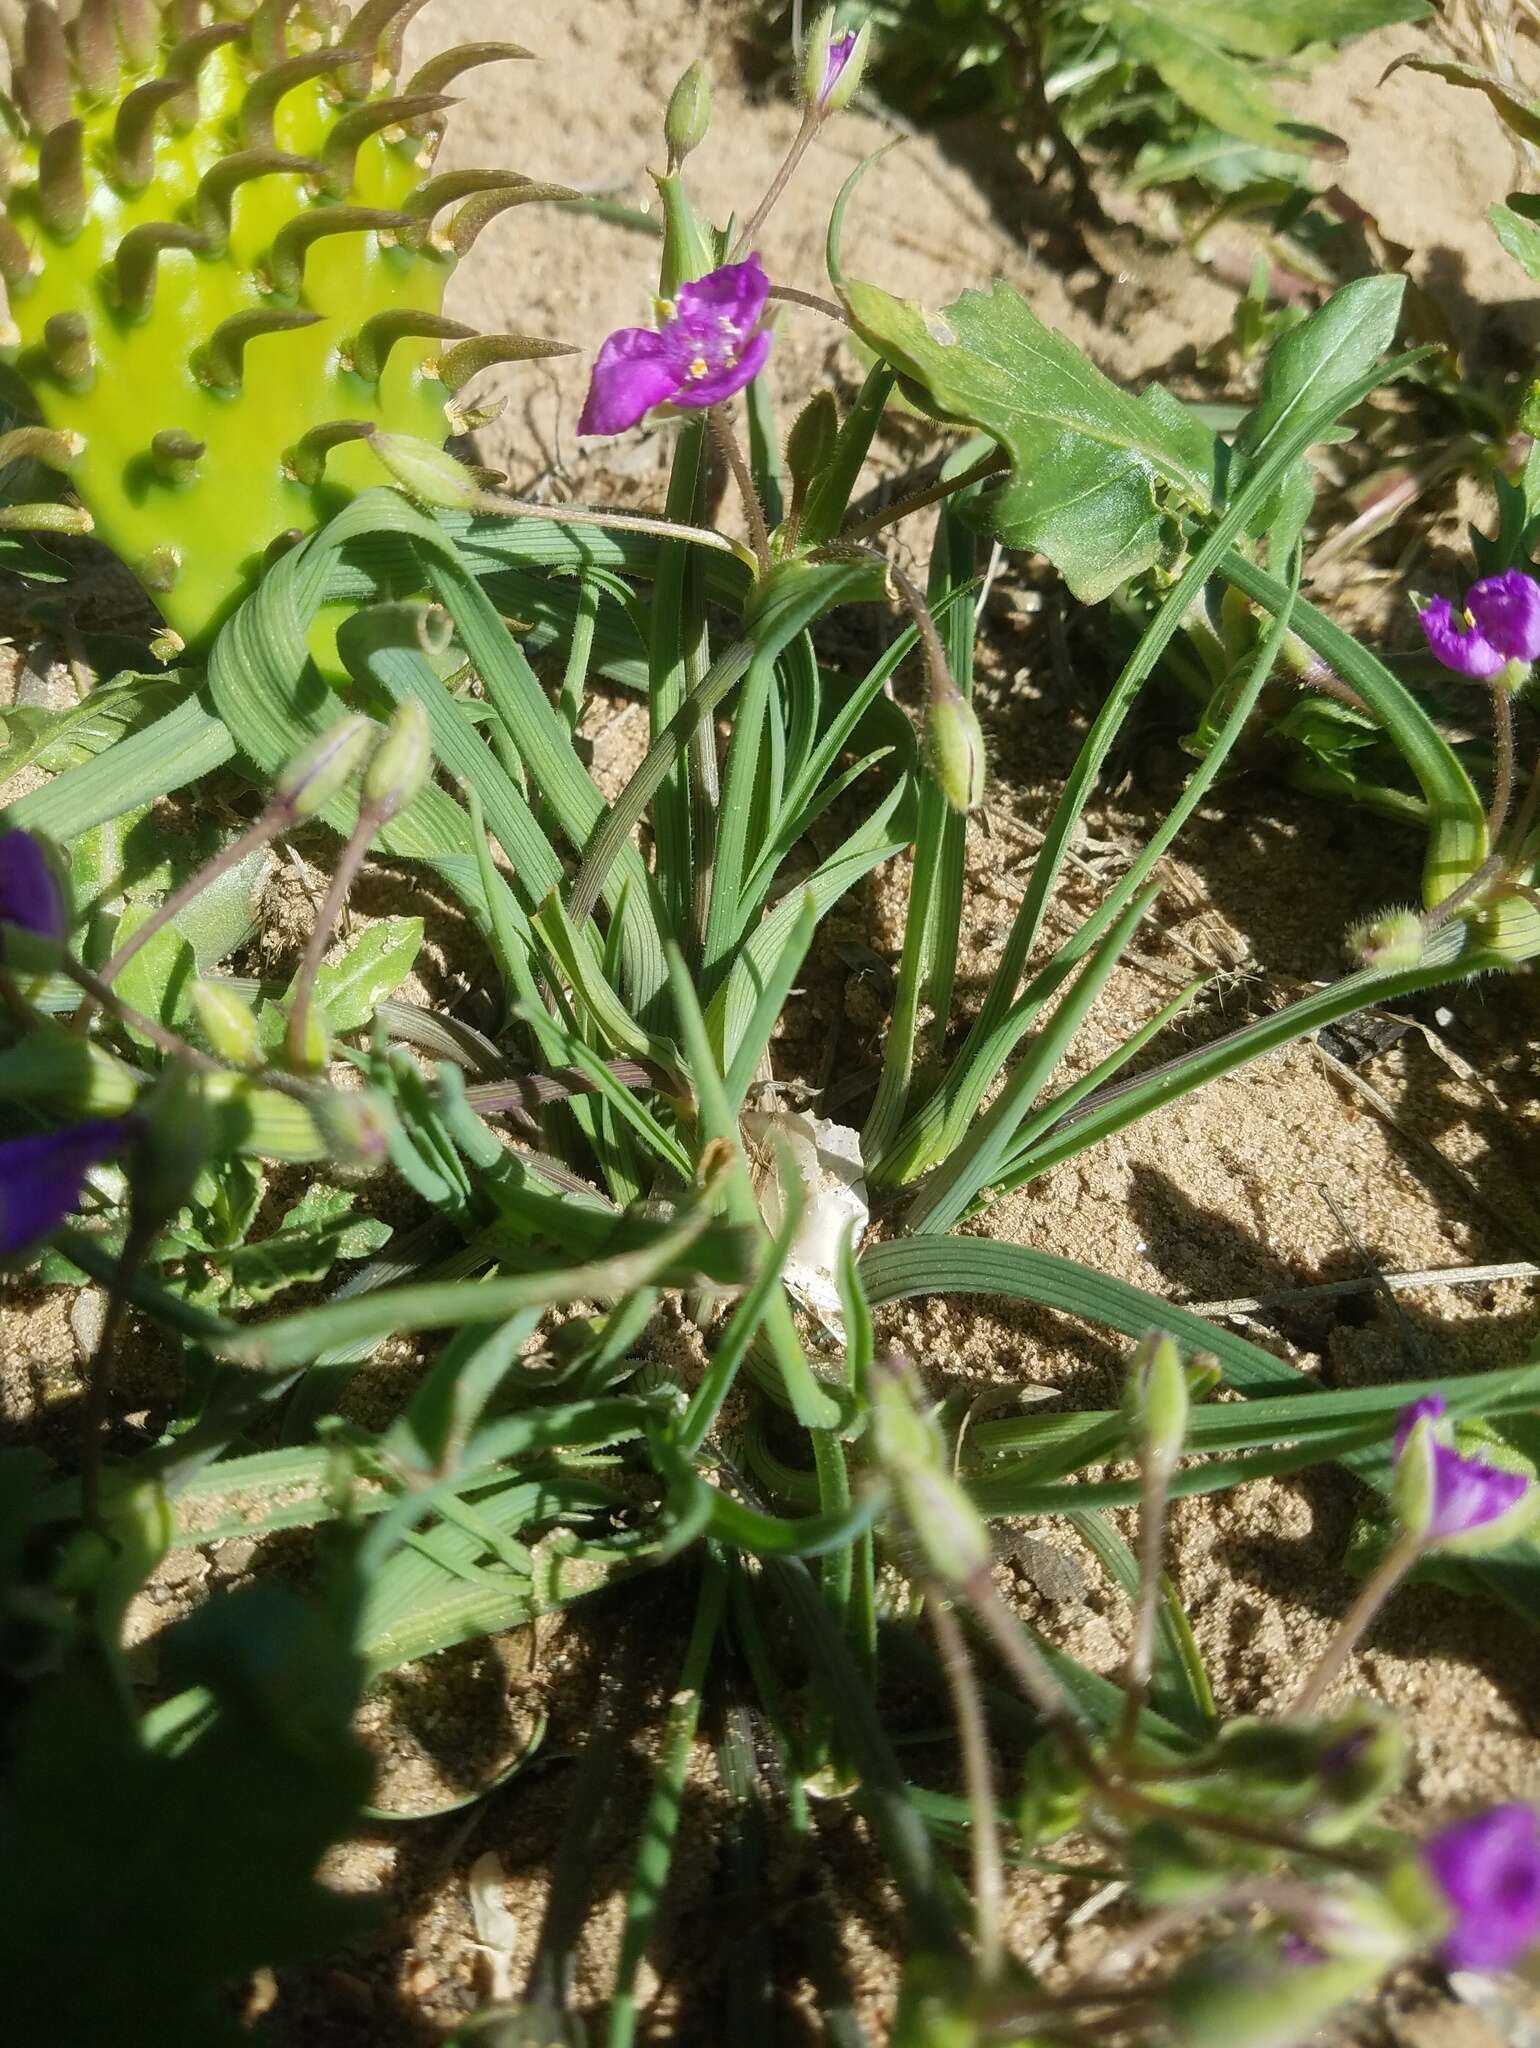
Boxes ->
[1123,1331,1189,1471]
[312,1087,395,1168]
[664,60,712,167]
[801,9,871,115]
[363,699,433,817]
[191,979,262,1069]
[0,827,68,977]
[276,715,378,820]
[368,431,498,513]
[1346,908,1425,973]
[130,1062,212,1234]
[924,687,987,813]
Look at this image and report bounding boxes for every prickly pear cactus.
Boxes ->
[0,0,569,646]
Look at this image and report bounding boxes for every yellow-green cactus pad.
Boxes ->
[0,0,572,645]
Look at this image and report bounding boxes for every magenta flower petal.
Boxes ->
[675,327,773,410]
[0,1118,137,1260]
[1424,1806,1540,1973]
[819,27,860,106]
[0,829,65,958]
[1466,569,1540,663]
[1393,1394,1532,1542]
[577,328,680,437]
[1418,595,1507,679]
[675,252,771,338]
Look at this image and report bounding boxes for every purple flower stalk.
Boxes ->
[0,1118,137,1260]
[0,828,65,960]
[1417,569,1540,680]
[1394,1395,1532,1544]
[1424,1806,1540,1973]
[818,28,860,106]
[577,255,773,438]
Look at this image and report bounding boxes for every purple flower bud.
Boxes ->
[820,29,859,102]
[1423,1805,1540,1973]
[578,254,773,437]
[0,828,66,960]
[1417,569,1540,680]
[0,1117,137,1259]
[1393,1395,1532,1545]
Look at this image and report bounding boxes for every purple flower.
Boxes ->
[1394,1395,1532,1544]
[818,28,860,105]
[0,1118,136,1260]
[1418,569,1540,679]
[578,255,773,437]
[0,828,65,960]
[1424,1806,1540,1973]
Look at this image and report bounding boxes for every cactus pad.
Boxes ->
[0,0,570,645]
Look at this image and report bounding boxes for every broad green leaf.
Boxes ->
[840,277,1217,600]
[1088,0,1339,154]
[1492,201,1540,282]
[1151,0,1429,60]
[224,1187,392,1306]
[113,905,196,1041]
[275,916,423,1039]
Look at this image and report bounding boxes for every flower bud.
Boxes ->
[664,59,711,167]
[276,714,377,819]
[363,699,433,817]
[786,391,838,490]
[311,1087,395,1168]
[1346,908,1424,973]
[0,827,67,978]
[130,1062,212,1234]
[1123,1331,1189,1471]
[369,431,498,513]
[801,9,871,115]
[924,687,987,813]
[191,978,262,1069]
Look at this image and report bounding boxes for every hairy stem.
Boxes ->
[285,800,386,1071]
[931,1594,1005,1983]
[74,805,291,1035]
[731,110,817,258]
[1287,1528,1424,1718]
[1116,1444,1174,1756]
[1488,684,1515,842]
[707,405,773,575]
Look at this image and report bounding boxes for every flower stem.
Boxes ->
[74,806,293,1037]
[731,111,817,258]
[285,798,386,1071]
[56,954,222,1075]
[706,405,773,575]
[930,1594,1005,1984]
[963,1565,1110,1791]
[1287,1527,1424,1719]
[79,1215,153,1528]
[1116,1442,1175,1757]
[766,282,849,326]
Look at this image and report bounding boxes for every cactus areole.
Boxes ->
[0,0,566,647]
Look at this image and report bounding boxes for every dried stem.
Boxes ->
[1287,1528,1424,1719]
[839,447,1009,544]
[930,1595,1005,1983]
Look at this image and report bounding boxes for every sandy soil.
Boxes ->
[5,1,1540,2042]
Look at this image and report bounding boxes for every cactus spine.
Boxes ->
[0,0,568,645]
